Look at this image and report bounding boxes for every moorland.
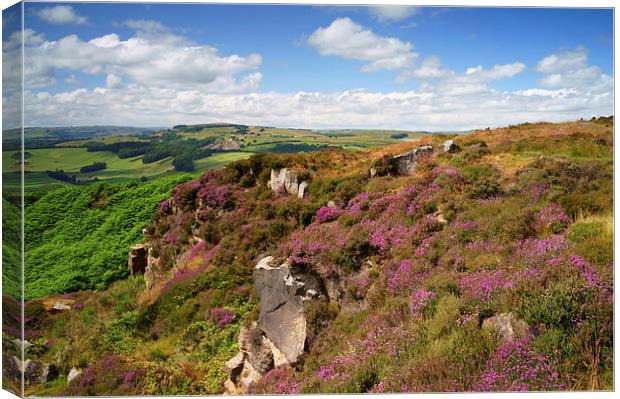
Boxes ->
[1,117,614,395]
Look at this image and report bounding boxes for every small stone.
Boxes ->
[67,367,82,384]
[482,312,528,341]
[51,302,71,312]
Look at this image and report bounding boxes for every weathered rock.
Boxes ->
[128,243,150,275]
[297,181,308,199]
[326,200,336,208]
[482,312,528,341]
[442,139,460,153]
[392,145,434,175]
[51,302,71,312]
[238,323,274,374]
[267,168,309,198]
[324,277,344,303]
[67,367,82,384]
[224,352,245,381]
[144,246,159,290]
[23,359,56,384]
[42,363,59,382]
[224,323,277,394]
[2,355,21,381]
[254,257,325,364]
[369,167,378,178]
[144,266,155,290]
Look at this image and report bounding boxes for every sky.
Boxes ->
[1,2,614,131]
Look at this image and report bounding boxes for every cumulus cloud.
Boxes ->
[18,21,262,92]
[9,76,611,132]
[308,18,417,72]
[535,46,611,92]
[1,20,612,132]
[369,6,419,22]
[34,5,88,25]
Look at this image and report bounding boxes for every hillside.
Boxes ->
[7,118,614,395]
[2,124,428,194]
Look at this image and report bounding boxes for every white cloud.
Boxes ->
[35,5,88,25]
[536,46,588,74]
[308,18,417,72]
[1,21,612,133]
[18,22,262,92]
[369,6,419,22]
[401,55,451,80]
[535,47,611,91]
[9,76,611,132]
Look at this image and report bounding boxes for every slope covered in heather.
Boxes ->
[21,118,613,395]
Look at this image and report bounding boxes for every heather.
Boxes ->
[20,119,613,395]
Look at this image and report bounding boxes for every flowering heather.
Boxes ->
[172,180,201,209]
[189,240,208,261]
[534,203,570,232]
[315,206,343,223]
[521,183,549,201]
[160,243,220,294]
[458,269,509,302]
[209,307,236,327]
[66,355,144,395]
[352,270,370,299]
[309,315,416,389]
[198,180,233,209]
[471,336,564,392]
[512,235,571,267]
[158,199,171,214]
[72,301,85,311]
[250,365,301,394]
[569,255,603,289]
[433,165,459,177]
[409,288,435,316]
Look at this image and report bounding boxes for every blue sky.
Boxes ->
[2,2,614,130]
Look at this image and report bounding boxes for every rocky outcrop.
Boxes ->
[223,322,278,394]
[254,256,325,364]
[12,358,59,384]
[442,139,460,153]
[224,256,328,394]
[482,312,528,341]
[128,243,150,276]
[144,246,160,290]
[267,169,308,199]
[392,145,433,175]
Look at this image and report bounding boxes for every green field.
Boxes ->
[2,148,253,192]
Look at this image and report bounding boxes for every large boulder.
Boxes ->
[224,256,330,394]
[128,243,150,276]
[267,169,308,198]
[482,312,528,341]
[392,145,434,175]
[254,256,325,364]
